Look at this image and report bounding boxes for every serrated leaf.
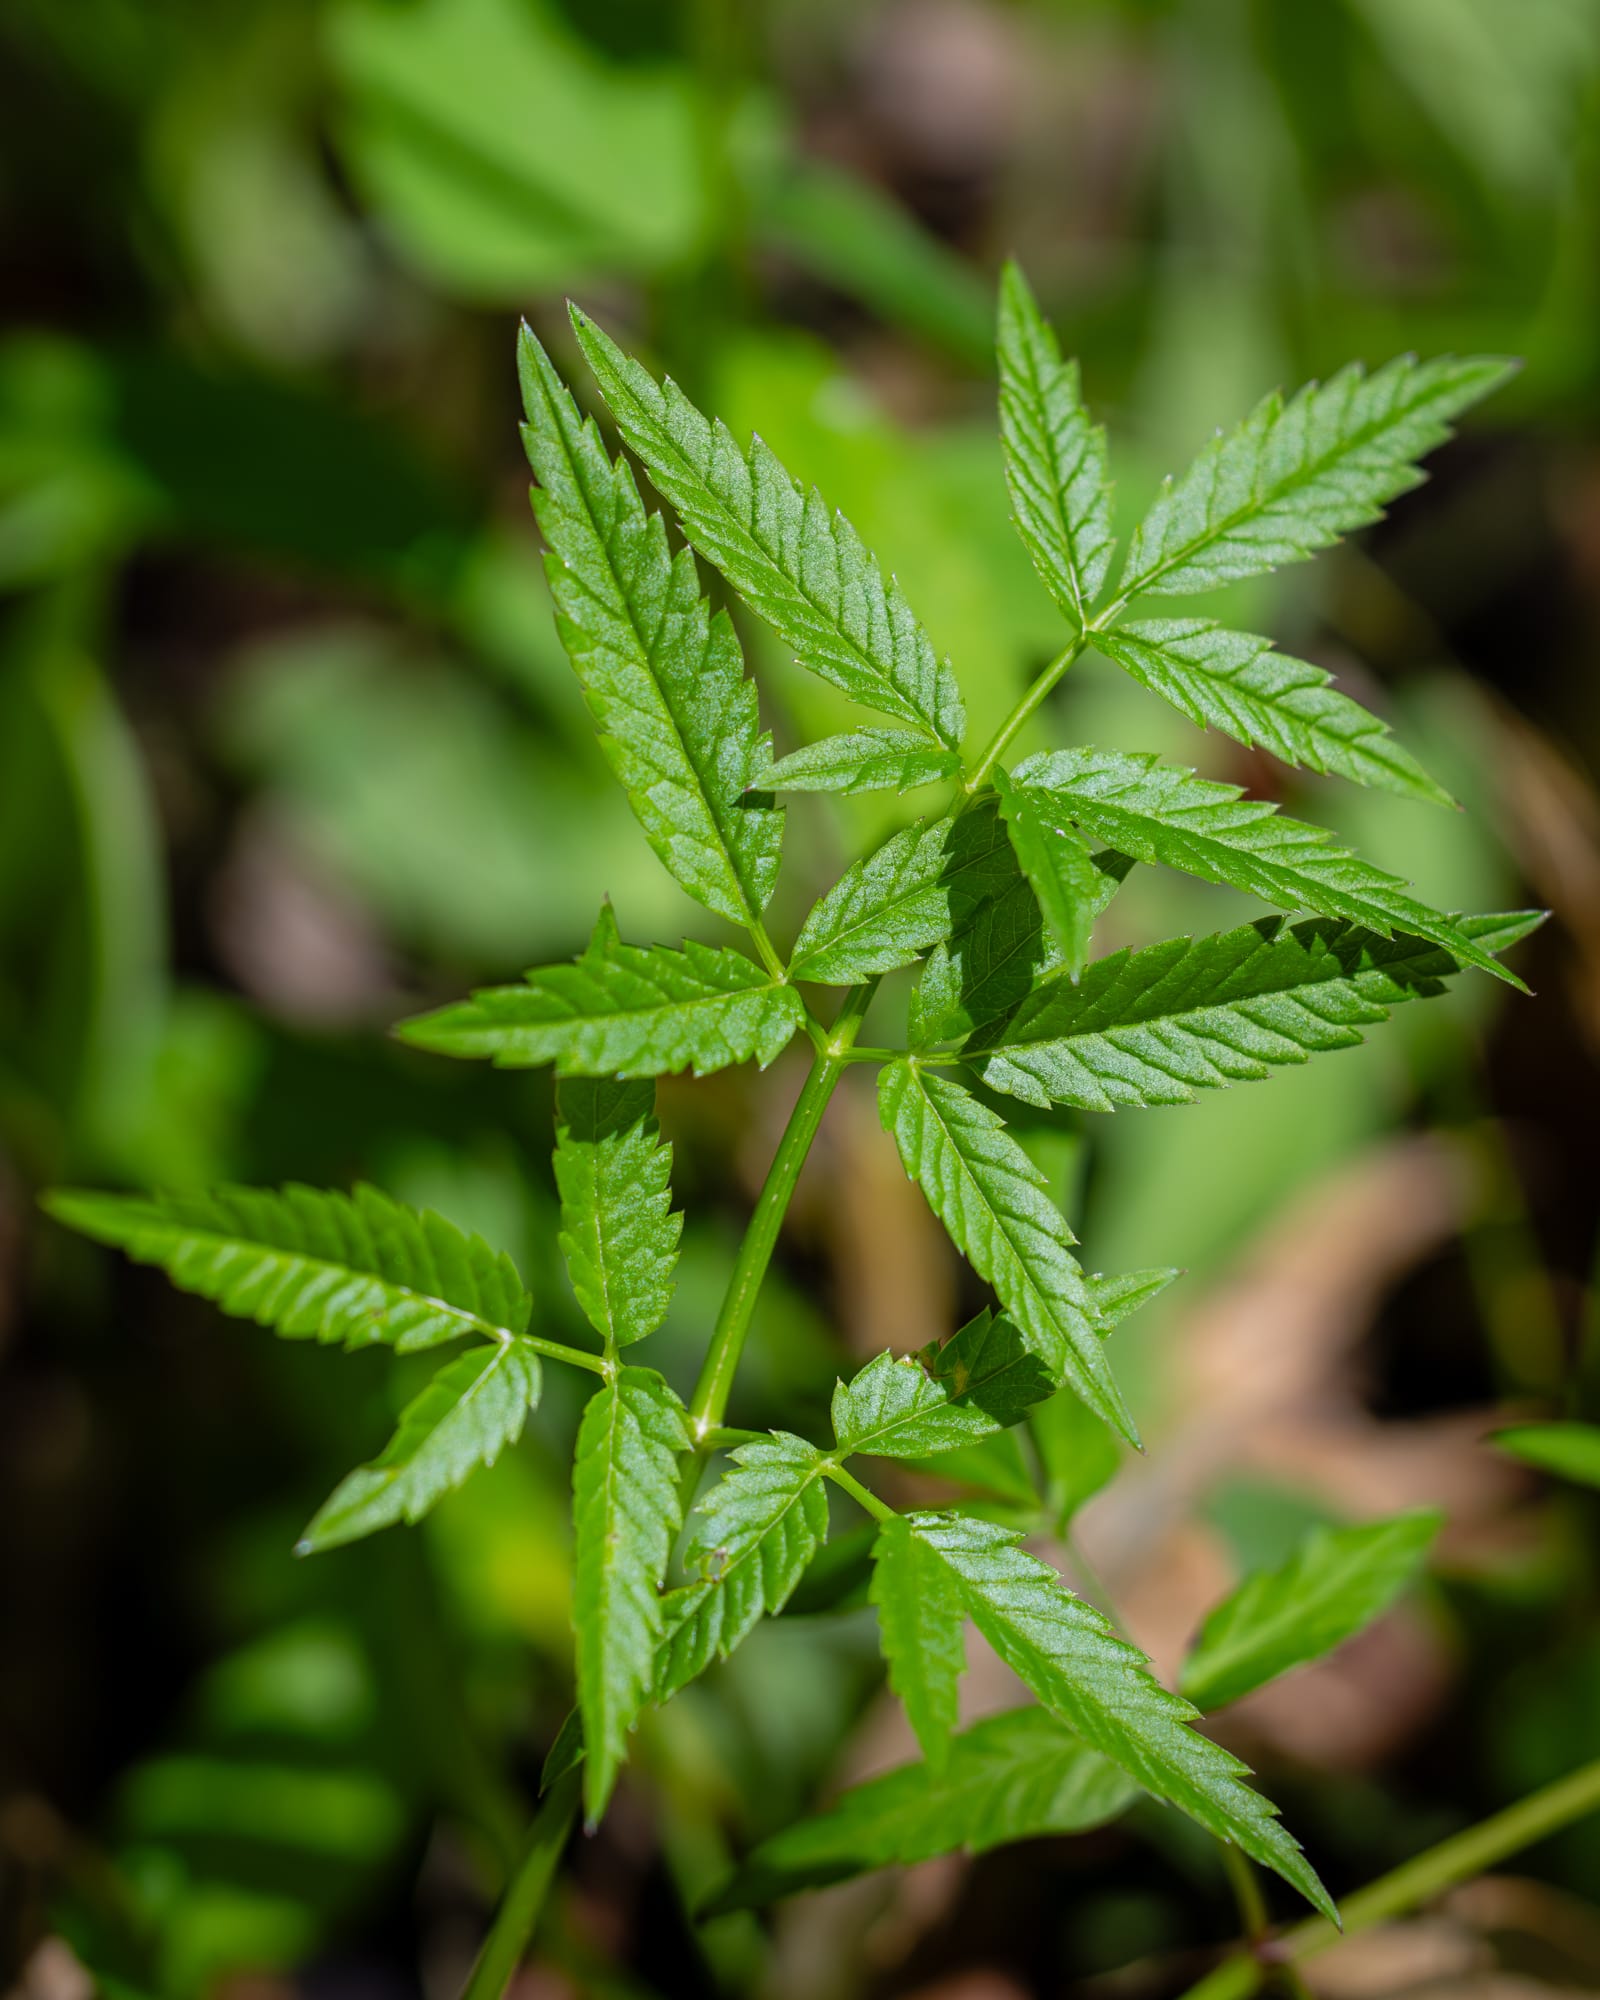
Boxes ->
[832,1310,1055,1461]
[298,1339,542,1554]
[1012,748,1524,987]
[972,909,1542,1112]
[397,903,805,1077]
[1088,1266,1181,1327]
[572,1366,692,1823]
[571,306,965,750]
[45,1184,530,1354]
[655,1433,829,1700]
[1493,1422,1600,1490]
[1095,619,1452,806]
[995,766,1103,980]
[752,729,961,798]
[997,260,1114,626]
[1118,354,1514,600]
[789,804,1018,987]
[703,1707,1136,1912]
[517,326,782,924]
[911,839,1131,1048]
[1180,1510,1441,1714]
[554,1078,680,1352]
[871,1513,967,1765]
[877,1062,1135,1445]
[905,1511,1333,1918]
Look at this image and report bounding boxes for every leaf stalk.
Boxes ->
[1176,1754,1600,2000]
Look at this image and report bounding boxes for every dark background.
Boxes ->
[4,2,1600,1995]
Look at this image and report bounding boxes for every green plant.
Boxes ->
[49,264,1595,1995]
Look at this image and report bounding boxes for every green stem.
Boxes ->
[458,1766,581,2000]
[1176,1756,1600,2000]
[964,634,1087,795]
[520,1333,609,1376]
[687,979,880,1436]
[823,1458,895,1523]
[1219,1840,1270,1946]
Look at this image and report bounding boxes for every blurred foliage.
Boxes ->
[3,0,1600,1994]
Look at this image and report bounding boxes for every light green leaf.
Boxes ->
[45,1184,530,1354]
[1095,619,1452,806]
[1088,1266,1182,1328]
[995,766,1103,980]
[906,1511,1334,1918]
[655,1433,829,1700]
[831,1310,1055,1461]
[1118,354,1515,600]
[517,327,781,924]
[1181,1511,1441,1714]
[298,1339,542,1553]
[997,260,1114,626]
[571,306,965,750]
[554,1078,679,1354]
[704,1707,1136,1912]
[900,1430,1038,1507]
[1493,1422,1600,1490]
[973,910,1542,1111]
[572,1367,691,1823]
[870,1513,967,1766]
[1013,748,1525,987]
[877,1062,1135,1445]
[753,729,960,798]
[397,903,805,1077]
[789,804,1017,986]
[327,0,708,299]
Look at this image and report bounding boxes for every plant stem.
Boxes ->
[520,1333,609,1376]
[458,1766,581,2000]
[1176,1755,1600,2000]
[824,1458,895,1523]
[1219,1840,1270,1945]
[964,633,1087,795]
[687,978,880,1437]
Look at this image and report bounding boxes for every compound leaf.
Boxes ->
[752,729,961,798]
[1013,748,1523,986]
[572,1366,692,1824]
[832,1310,1055,1461]
[998,260,1114,626]
[1118,355,1514,600]
[877,1062,1134,1445]
[704,1707,1136,1912]
[1095,619,1452,806]
[571,306,965,750]
[398,903,805,1077]
[45,1184,530,1354]
[995,766,1104,980]
[1493,1422,1600,1490]
[655,1433,829,1701]
[870,1513,966,1765]
[973,909,1542,1111]
[555,1078,680,1352]
[517,326,782,926]
[1181,1510,1441,1714]
[906,1511,1334,1918]
[298,1338,543,1554]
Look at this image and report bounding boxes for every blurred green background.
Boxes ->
[4,1,1600,1995]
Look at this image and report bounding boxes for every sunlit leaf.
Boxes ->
[45,1184,530,1353]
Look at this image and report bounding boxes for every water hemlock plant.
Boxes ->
[53,265,1584,1995]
